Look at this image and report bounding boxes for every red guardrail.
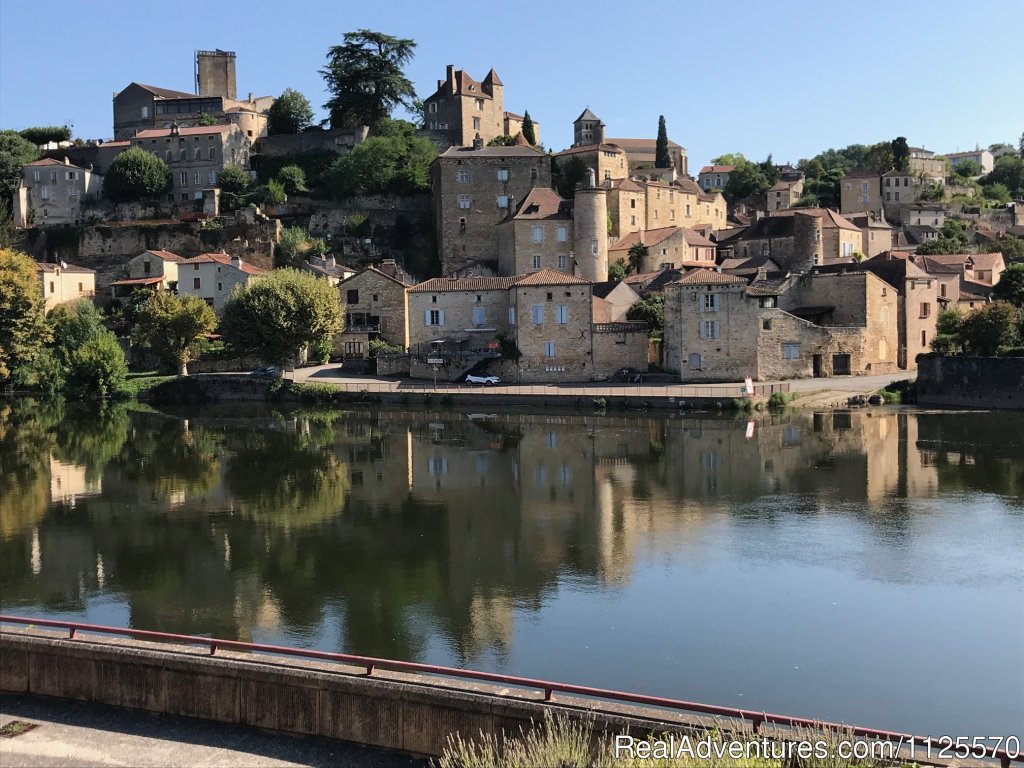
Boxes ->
[0,614,1017,766]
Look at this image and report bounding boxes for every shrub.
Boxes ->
[368,338,403,357]
[276,165,308,195]
[732,398,754,412]
[288,381,337,403]
[66,332,128,398]
[767,391,793,410]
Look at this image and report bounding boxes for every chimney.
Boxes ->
[446,64,456,91]
[327,255,336,268]
[64,156,70,165]
[472,133,483,150]
[755,265,769,282]
[231,254,243,269]
[248,92,253,103]
[586,167,596,188]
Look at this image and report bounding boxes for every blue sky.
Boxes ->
[2,0,1022,169]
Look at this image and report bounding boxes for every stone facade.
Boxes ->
[254,127,368,158]
[732,209,863,270]
[176,251,266,313]
[35,262,96,312]
[554,144,629,183]
[766,178,804,211]
[432,145,551,276]
[129,124,252,203]
[609,227,716,272]
[109,249,182,298]
[698,165,733,192]
[512,275,596,382]
[908,147,947,177]
[904,203,946,227]
[15,158,103,227]
[843,212,894,259]
[422,66,537,147]
[840,170,884,216]
[337,267,411,359]
[113,84,272,142]
[605,178,726,240]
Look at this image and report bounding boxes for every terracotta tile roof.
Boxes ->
[141,249,183,262]
[682,228,716,247]
[339,266,411,288]
[99,140,131,148]
[35,261,94,273]
[672,177,704,195]
[592,296,613,323]
[554,143,624,157]
[623,270,665,285]
[134,125,233,139]
[746,278,791,297]
[607,137,684,151]
[484,68,502,86]
[110,276,166,286]
[608,178,645,192]
[610,227,682,251]
[699,165,733,174]
[959,279,993,301]
[768,179,799,192]
[514,268,590,286]
[966,252,1003,271]
[410,276,520,292]
[129,82,197,99]
[437,145,544,159]
[917,253,968,266]
[179,252,267,275]
[675,268,745,286]
[510,188,572,220]
[25,157,84,168]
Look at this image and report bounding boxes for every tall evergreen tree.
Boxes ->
[655,115,671,169]
[521,110,536,146]
[891,136,910,172]
[321,30,417,130]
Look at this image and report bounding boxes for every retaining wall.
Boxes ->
[917,355,1024,410]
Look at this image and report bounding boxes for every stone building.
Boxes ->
[766,178,804,211]
[336,266,411,360]
[944,149,993,175]
[35,261,96,312]
[571,108,687,175]
[300,255,356,286]
[176,251,266,313]
[840,169,884,215]
[604,177,727,240]
[608,226,716,272]
[913,252,1004,312]
[730,208,863,269]
[109,249,183,298]
[422,65,538,147]
[112,51,272,140]
[431,143,551,276]
[698,165,733,192]
[842,212,894,259]
[14,158,103,227]
[496,187,574,276]
[908,147,947,177]
[904,203,947,227]
[129,123,251,203]
[882,169,945,220]
[554,143,629,183]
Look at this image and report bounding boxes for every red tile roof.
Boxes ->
[510,188,572,220]
[133,125,233,139]
[410,276,520,293]
[699,165,734,174]
[179,252,266,275]
[675,268,745,286]
[141,249,183,262]
[110,276,166,286]
[515,268,590,286]
[35,261,94,273]
[610,227,682,251]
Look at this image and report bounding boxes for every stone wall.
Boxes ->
[592,323,649,379]
[255,127,368,157]
[917,355,1024,409]
[512,284,594,382]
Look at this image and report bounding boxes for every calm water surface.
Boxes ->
[1,400,1022,738]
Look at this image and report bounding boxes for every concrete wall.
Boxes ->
[917,355,1024,410]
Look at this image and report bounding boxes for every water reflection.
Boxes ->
[1,402,1021,735]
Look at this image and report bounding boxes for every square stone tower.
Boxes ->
[196,49,237,100]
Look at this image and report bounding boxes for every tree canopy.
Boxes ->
[220,268,343,366]
[267,88,315,135]
[0,130,40,205]
[19,126,72,146]
[626,296,664,336]
[104,146,170,202]
[521,111,536,146]
[0,249,50,379]
[655,115,670,169]
[891,137,910,172]
[321,30,417,129]
[992,263,1024,308]
[132,292,218,375]
[979,155,1024,198]
[320,119,435,198]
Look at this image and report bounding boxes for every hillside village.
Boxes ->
[2,37,1024,387]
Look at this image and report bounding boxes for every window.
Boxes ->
[458,194,471,209]
[532,305,543,324]
[556,226,567,242]
[557,254,566,269]
[508,306,516,325]
[49,281,54,293]
[532,226,543,243]
[630,199,636,209]
[762,318,772,330]
[475,98,484,111]
[179,149,187,161]
[208,171,217,185]
[685,203,691,215]
[429,102,437,113]
[700,319,719,339]
[193,148,201,160]
[556,305,568,324]
[783,343,800,359]
[591,238,598,255]
[459,217,466,232]
[921,329,927,347]
[166,150,173,162]
[217,282,223,292]
[32,170,40,182]
[141,106,149,118]
[630,215,636,226]
[496,194,509,208]
[940,283,947,298]
[759,296,776,308]
[703,293,719,312]
[920,302,930,318]
[425,309,444,326]
[472,117,481,130]
[208,147,216,160]
[456,169,471,183]
[894,191,900,202]
[67,186,78,197]
[544,341,556,358]
[40,187,49,200]
[194,172,202,185]
[347,289,359,304]
[193,277,201,289]
[670,210,676,221]
[473,306,485,325]
[532,255,541,269]
[688,353,701,370]
[497,168,509,182]
[653,210,659,219]
[179,172,188,185]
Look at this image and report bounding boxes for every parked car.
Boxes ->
[465,374,500,386]
[250,366,281,379]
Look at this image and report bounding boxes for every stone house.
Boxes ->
[592,280,642,322]
[914,252,1004,311]
[608,226,716,272]
[766,178,804,211]
[300,255,356,286]
[109,249,183,298]
[698,165,733,192]
[14,158,104,227]
[840,169,884,216]
[944,149,993,175]
[554,143,629,183]
[570,108,686,175]
[431,143,551,276]
[908,147,947,177]
[605,177,726,239]
[407,269,648,383]
[904,203,947,227]
[336,266,411,359]
[731,208,863,269]
[882,169,945,221]
[842,212,894,259]
[176,251,266,313]
[422,65,537,147]
[35,262,96,312]
[112,51,272,141]
[129,123,251,203]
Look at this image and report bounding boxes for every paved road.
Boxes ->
[0,694,426,768]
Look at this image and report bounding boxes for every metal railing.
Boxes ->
[1,614,1017,767]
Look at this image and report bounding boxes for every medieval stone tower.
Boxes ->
[792,211,824,272]
[573,169,609,282]
[573,108,605,147]
[196,49,237,100]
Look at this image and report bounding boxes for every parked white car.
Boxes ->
[465,374,500,386]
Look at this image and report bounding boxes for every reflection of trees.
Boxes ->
[116,416,222,499]
[49,401,130,485]
[0,400,53,539]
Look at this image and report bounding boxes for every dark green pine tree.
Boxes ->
[655,115,671,169]
[521,110,536,146]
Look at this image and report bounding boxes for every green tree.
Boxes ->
[65,333,128,398]
[132,292,218,375]
[991,234,1024,264]
[798,157,825,179]
[980,155,1024,197]
[915,238,969,255]
[198,113,222,126]
[931,307,965,355]
[104,146,170,202]
[710,153,746,166]
[0,130,41,205]
[983,182,1012,204]
[655,115,670,169]
[321,30,417,129]
[723,158,772,204]
[961,301,1021,356]
[220,268,343,366]
[992,263,1024,307]
[487,135,516,147]
[321,119,435,198]
[217,164,251,194]
[278,226,312,260]
[18,126,72,146]
[276,165,308,195]
[553,154,587,199]
[918,183,945,202]
[607,259,627,282]
[891,136,910,172]
[627,242,647,274]
[0,249,50,379]
[951,159,983,178]
[626,296,664,336]
[521,110,536,146]
[861,141,896,174]
[267,88,315,135]
[264,179,287,206]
